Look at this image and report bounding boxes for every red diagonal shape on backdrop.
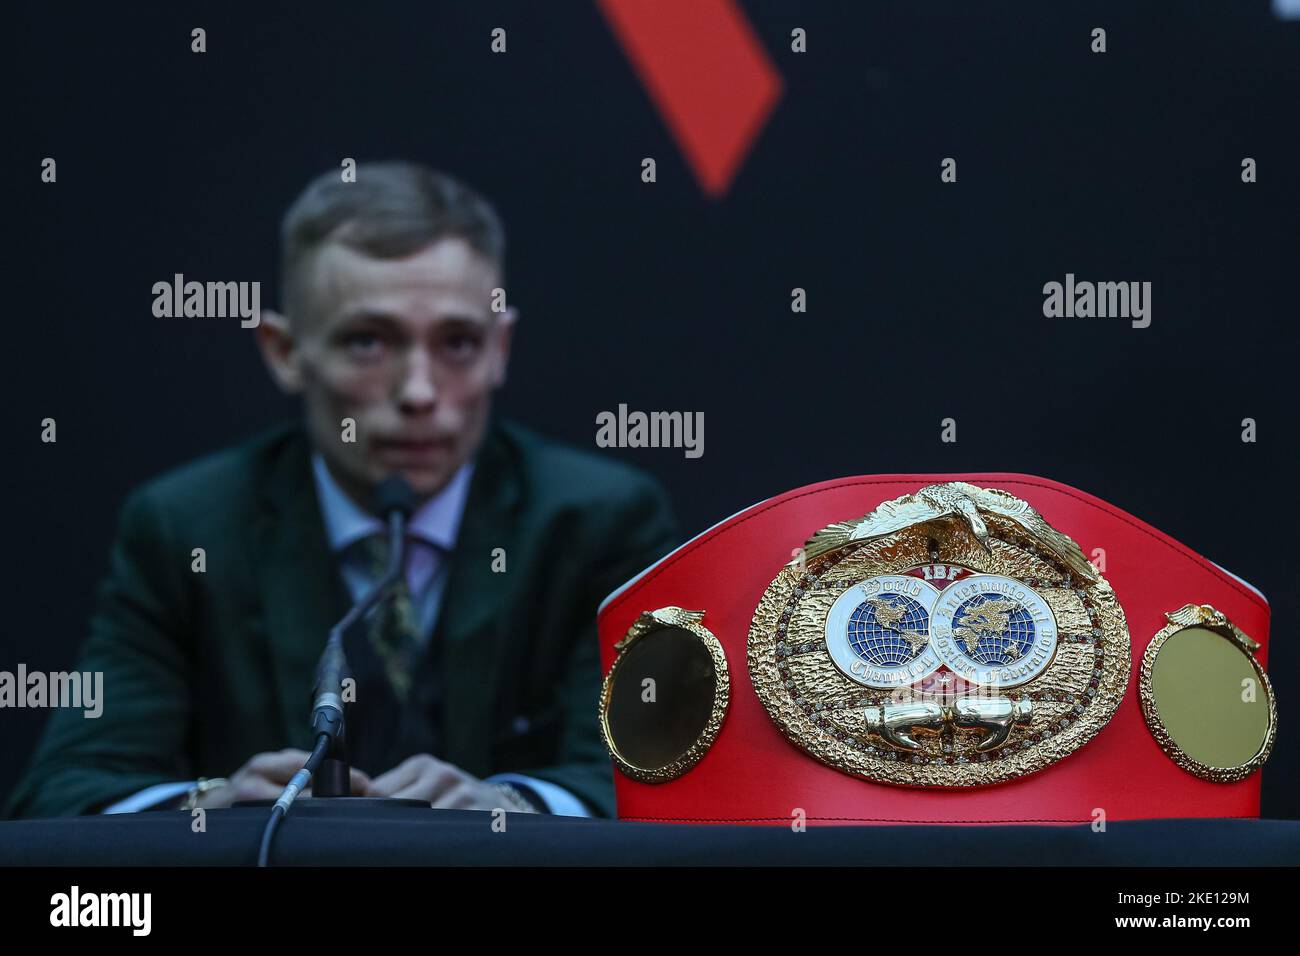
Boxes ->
[597,0,783,197]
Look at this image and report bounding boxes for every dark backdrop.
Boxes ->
[7,1,1297,817]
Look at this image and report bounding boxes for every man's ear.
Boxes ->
[254,308,302,393]
[489,305,518,388]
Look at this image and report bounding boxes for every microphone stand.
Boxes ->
[254,476,430,867]
[308,503,405,796]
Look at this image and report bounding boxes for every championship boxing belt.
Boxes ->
[596,474,1277,825]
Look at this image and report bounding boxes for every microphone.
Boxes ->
[311,474,416,769]
[374,474,417,522]
[256,474,418,866]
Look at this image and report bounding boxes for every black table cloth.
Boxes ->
[2,803,1297,866]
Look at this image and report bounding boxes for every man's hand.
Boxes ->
[367,753,518,810]
[193,749,372,809]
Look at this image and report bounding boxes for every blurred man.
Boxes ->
[6,162,676,818]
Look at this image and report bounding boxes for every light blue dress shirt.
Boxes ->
[103,453,590,817]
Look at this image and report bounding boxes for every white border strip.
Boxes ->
[1209,560,1269,605]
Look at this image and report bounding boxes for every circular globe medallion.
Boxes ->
[747,482,1132,788]
[825,576,942,689]
[930,574,1059,688]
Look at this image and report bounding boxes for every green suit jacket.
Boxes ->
[5,419,677,819]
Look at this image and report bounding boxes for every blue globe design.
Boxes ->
[951,593,1036,665]
[846,595,931,667]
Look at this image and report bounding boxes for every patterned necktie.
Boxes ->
[359,534,423,702]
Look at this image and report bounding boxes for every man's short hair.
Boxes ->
[280,161,506,320]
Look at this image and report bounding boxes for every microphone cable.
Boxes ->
[255,474,416,867]
[257,731,331,867]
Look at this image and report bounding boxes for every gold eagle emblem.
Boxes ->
[802,481,1098,583]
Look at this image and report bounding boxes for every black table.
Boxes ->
[2,804,1298,866]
